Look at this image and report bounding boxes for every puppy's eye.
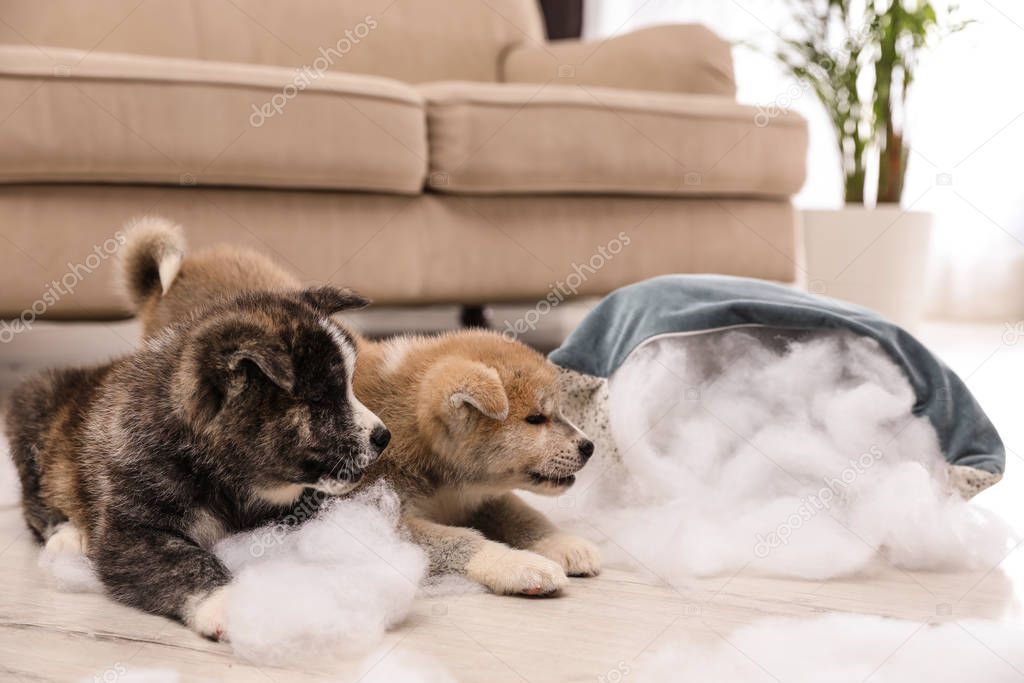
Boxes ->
[308,393,325,405]
[525,414,547,425]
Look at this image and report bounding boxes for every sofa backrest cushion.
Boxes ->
[0,0,545,83]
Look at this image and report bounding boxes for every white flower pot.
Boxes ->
[801,206,933,331]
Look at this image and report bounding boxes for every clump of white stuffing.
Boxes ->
[31,480,427,664]
[215,481,427,665]
[555,329,1012,581]
[76,669,179,683]
[635,614,1024,682]
[38,547,103,593]
[355,647,458,683]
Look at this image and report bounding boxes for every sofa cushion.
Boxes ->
[422,81,807,198]
[0,46,427,194]
[502,25,736,97]
[0,0,544,84]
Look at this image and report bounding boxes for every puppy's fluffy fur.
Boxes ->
[5,283,389,638]
[123,218,602,595]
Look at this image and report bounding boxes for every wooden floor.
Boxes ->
[1,321,1021,682]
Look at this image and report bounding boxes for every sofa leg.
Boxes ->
[460,305,491,329]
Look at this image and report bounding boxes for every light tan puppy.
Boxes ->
[120,218,601,595]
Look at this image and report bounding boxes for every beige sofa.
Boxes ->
[0,0,806,320]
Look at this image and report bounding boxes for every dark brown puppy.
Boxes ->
[4,287,388,639]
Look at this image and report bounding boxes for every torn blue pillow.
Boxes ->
[549,275,1004,475]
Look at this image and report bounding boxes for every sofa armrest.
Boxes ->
[501,25,736,97]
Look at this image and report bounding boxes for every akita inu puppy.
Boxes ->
[5,284,389,638]
[120,217,601,595]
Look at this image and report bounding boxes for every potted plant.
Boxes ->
[764,0,965,328]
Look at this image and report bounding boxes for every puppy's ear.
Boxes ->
[418,357,509,425]
[228,339,294,393]
[300,286,371,315]
[178,322,295,427]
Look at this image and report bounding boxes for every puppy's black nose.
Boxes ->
[578,439,594,462]
[370,425,391,454]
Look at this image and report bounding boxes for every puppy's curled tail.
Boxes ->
[119,216,186,309]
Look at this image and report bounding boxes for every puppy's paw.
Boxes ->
[45,522,86,555]
[465,543,569,596]
[187,585,231,642]
[530,533,602,577]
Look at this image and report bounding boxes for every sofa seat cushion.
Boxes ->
[422,81,807,198]
[0,46,427,194]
